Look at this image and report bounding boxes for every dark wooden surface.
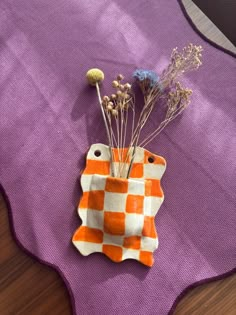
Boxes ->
[193,0,236,45]
[1,193,236,315]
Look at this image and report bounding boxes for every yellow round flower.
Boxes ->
[86,68,104,86]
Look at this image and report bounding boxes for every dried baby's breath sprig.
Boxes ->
[160,43,202,88]
[127,44,202,178]
[140,82,192,147]
[132,44,202,137]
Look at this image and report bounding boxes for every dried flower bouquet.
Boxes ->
[86,43,203,178]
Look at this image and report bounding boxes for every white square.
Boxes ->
[81,174,93,192]
[79,209,104,229]
[90,174,107,191]
[133,147,144,163]
[141,236,158,251]
[122,248,140,260]
[128,178,145,195]
[73,240,103,255]
[151,196,164,214]
[144,164,166,179]
[143,196,163,216]
[103,233,124,246]
[104,192,127,212]
[143,197,152,216]
[125,213,144,236]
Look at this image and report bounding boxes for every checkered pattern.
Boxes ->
[72,144,166,267]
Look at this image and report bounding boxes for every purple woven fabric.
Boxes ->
[0,0,235,314]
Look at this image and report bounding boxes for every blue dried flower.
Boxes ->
[133,69,159,87]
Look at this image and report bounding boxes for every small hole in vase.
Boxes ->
[94,150,101,157]
[148,156,155,163]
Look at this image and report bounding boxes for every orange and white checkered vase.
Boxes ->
[72,143,166,267]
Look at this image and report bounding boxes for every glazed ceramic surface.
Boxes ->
[72,143,166,266]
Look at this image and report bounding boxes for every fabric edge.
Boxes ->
[168,267,236,314]
[177,0,236,58]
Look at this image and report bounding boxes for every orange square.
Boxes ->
[123,236,141,249]
[79,191,89,208]
[145,179,163,197]
[142,216,157,238]
[87,190,105,210]
[144,180,152,196]
[102,244,123,262]
[144,151,166,166]
[84,160,110,175]
[112,148,130,163]
[126,195,144,214]
[130,163,143,178]
[139,251,154,267]
[105,177,128,193]
[72,226,103,243]
[104,212,125,235]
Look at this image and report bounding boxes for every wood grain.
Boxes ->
[0,2,236,314]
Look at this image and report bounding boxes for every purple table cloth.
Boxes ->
[0,0,235,314]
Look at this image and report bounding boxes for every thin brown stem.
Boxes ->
[96,83,115,176]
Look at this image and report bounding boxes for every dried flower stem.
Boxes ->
[140,103,185,147]
[140,82,192,146]
[119,96,135,177]
[95,82,115,176]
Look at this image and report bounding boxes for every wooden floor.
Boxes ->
[1,1,236,314]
